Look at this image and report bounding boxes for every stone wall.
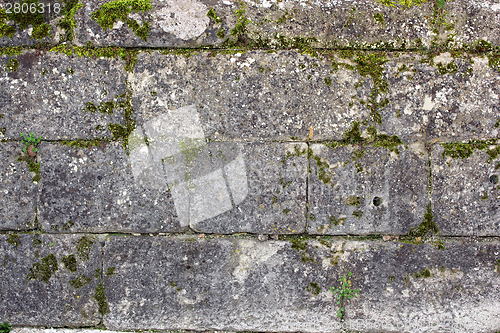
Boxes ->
[1,0,500,332]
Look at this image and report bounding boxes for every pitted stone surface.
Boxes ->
[307,143,429,235]
[102,236,500,332]
[0,51,126,140]
[432,143,500,236]
[69,0,500,48]
[342,240,500,333]
[190,142,307,234]
[0,142,37,230]
[0,234,101,326]
[102,235,343,332]
[37,142,182,233]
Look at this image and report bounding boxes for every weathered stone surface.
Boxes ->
[102,235,342,332]
[70,0,500,48]
[0,233,101,326]
[188,142,308,234]
[0,142,37,230]
[102,236,500,332]
[307,143,429,235]
[0,51,126,140]
[342,240,500,333]
[37,142,182,233]
[432,143,500,236]
[129,50,500,143]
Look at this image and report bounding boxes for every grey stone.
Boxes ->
[432,143,500,236]
[0,233,101,326]
[71,0,500,48]
[37,142,182,233]
[188,142,308,234]
[102,236,500,332]
[0,142,37,230]
[342,240,500,333]
[0,51,126,140]
[102,235,343,331]
[307,143,429,235]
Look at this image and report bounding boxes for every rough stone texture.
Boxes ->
[0,51,127,140]
[0,234,101,326]
[190,142,307,234]
[37,142,181,233]
[343,240,500,333]
[129,50,500,143]
[69,0,500,48]
[432,143,500,236]
[102,236,500,332]
[0,142,37,230]
[307,143,429,235]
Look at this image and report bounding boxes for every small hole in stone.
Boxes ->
[186,265,191,270]
[373,197,383,207]
[97,175,102,180]
[490,175,499,184]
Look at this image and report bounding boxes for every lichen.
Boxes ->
[91,0,152,41]
[26,253,58,284]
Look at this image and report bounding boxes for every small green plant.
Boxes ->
[0,321,11,333]
[330,271,360,319]
[20,132,42,153]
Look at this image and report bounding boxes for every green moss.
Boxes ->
[329,215,346,226]
[306,282,321,295]
[32,236,42,248]
[441,139,498,161]
[94,268,102,279]
[324,77,332,86]
[61,138,104,149]
[105,267,116,276]
[6,234,21,248]
[94,282,110,315]
[282,208,291,214]
[91,0,152,41]
[62,254,78,272]
[0,9,16,38]
[408,203,438,237]
[76,236,95,261]
[436,61,458,75]
[26,253,58,284]
[69,274,92,288]
[6,58,19,72]
[31,23,51,40]
[207,7,222,24]
[313,155,332,185]
[0,47,23,56]
[413,268,431,278]
[373,12,384,25]
[62,220,75,231]
[345,196,361,206]
[378,0,427,9]
[58,0,83,41]
[17,154,40,182]
[352,210,363,218]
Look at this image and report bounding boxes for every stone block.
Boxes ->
[0,234,101,326]
[102,236,500,332]
[70,0,500,48]
[37,142,181,233]
[0,142,37,230]
[307,143,429,235]
[128,115,308,233]
[432,143,500,236]
[0,51,126,140]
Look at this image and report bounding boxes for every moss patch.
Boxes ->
[62,254,78,272]
[69,274,92,288]
[408,203,438,237]
[105,267,116,276]
[306,282,321,295]
[17,154,40,182]
[413,268,432,278]
[94,282,110,315]
[76,236,95,261]
[6,234,21,248]
[91,0,152,41]
[6,58,19,72]
[441,139,498,162]
[26,253,58,284]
